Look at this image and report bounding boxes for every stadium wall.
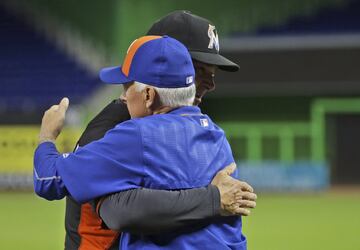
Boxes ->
[25,0,348,60]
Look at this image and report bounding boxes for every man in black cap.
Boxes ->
[147,10,239,105]
[62,11,255,250]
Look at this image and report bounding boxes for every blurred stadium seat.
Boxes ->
[0,6,101,120]
[238,0,360,35]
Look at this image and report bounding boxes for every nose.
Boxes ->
[203,74,215,91]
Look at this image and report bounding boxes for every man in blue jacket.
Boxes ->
[34,35,247,249]
[35,10,257,250]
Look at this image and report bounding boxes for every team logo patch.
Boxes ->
[207,24,219,52]
[200,118,209,127]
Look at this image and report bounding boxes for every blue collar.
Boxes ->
[168,106,202,116]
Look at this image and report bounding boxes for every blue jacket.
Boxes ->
[34,106,246,249]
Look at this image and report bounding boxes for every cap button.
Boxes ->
[162,35,169,38]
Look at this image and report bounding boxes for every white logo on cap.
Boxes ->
[208,24,219,52]
[186,76,194,85]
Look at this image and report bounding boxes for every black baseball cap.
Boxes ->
[146,10,239,72]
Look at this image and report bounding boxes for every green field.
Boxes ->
[243,192,360,250]
[1,191,360,250]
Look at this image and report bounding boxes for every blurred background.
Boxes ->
[0,0,359,249]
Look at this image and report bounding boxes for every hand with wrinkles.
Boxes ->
[39,97,69,144]
[211,163,257,216]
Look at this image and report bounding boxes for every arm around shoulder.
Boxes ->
[99,185,221,234]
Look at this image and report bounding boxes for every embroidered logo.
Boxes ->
[186,75,194,85]
[207,24,219,52]
[200,118,209,127]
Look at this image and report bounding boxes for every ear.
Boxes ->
[143,87,156,109]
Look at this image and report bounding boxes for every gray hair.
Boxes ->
[134,81,195,107]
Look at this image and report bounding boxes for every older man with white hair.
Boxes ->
[34,35,247,249]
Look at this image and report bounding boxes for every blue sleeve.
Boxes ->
[33,142,69,200]
[33,120,145,203]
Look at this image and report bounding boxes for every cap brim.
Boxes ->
[189,51,239,72]
[99,66,133,84]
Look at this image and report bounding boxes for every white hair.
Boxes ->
[134,81,195,107]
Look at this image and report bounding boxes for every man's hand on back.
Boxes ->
[211,163,257,216]
[39,97,69,144]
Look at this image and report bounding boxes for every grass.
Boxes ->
[243,192,360,250]
[1,191,360,250]
[1,192,65,250]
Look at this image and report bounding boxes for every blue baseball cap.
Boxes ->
[99,35,195,88]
